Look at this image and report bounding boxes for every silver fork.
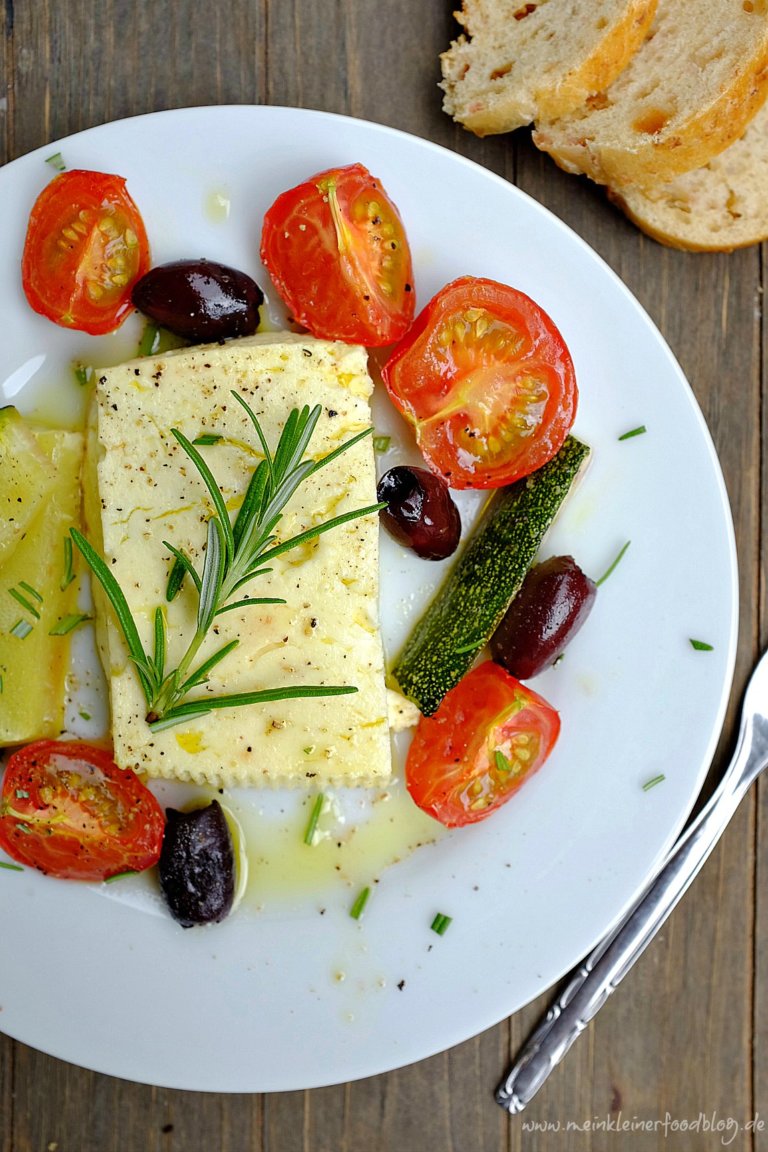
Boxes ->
[496,645,768,1114]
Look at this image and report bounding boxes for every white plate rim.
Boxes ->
[0,104,738,1091]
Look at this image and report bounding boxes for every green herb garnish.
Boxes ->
[303,793,325,846]
[138,323,161,357]
[192,433,224,447]
[430,912,452,936]
[455,639,485,655]
[494,749,513,774]
[350,886,371,920]
[45,152,66,171]
[0,861,24,872]
[72,397,384,730]
[10,619,33,640]
[49,613,92,636]
[618,425,647,441]
[689,639,713,652]
[373,435,391,452]
[8,583,42,619]
[104,870,138,883]
[642,774,666,792]
[61,535,76,590]
[595,540,630,587]
[73,363,92,387]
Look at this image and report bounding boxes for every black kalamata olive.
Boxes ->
[132,259,263,343]
[158,800,235,928]
[490,555,597,679]
[377,465,461,560]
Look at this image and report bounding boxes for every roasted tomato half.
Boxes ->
[0,741,165,880]
[22,169,150,335]
[405,662,560,827]
[382,276,577,489]
[260,162,415,346]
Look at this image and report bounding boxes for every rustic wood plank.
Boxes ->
[755,243,768,1152]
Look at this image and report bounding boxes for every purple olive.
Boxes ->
[158,800,235,928]
[132,258,263,343]
[490,555,596,679]
[377,465,461,560]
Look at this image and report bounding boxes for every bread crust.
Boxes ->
[534,5,768,186]
[607,99,768,251]
[440,0,658,136]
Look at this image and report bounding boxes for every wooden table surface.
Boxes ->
[0,3,765,1150]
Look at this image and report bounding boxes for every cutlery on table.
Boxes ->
[496,645,768,1114]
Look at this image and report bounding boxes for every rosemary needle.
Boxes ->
[73,397,384,730]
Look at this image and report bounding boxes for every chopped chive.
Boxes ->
[61,535,76,590]
[430,912,453,936]
[303,746,314,755]
[19,581,43,603]
[689,639,713,652]
[455,639,484,655]
[15,823,32,834]
[15,789,29,799]
[595,540,630,587]
[104,870,137,883]
[192,433,224,447]
[618,425,647,441]
[8,586,41,618]
[48,613,92,636]
[303,793,325,846]
[494,749,513,774]
[0,861,24,872]
[10,619,33,639]
[79,710,92,722]
[0,674,3,693]
[373,435,391,452]
[642,774,666,792]
[138,323,160,357]
[350,886,371,920]
[73,363,92,387]
[45,151,66,171]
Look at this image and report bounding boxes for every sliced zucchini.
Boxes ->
[0,406,58,567]
[392,436,590,716]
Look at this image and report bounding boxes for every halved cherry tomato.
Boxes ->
[382,276,577,489]
[0,741,165,881]
[405,662,560,827]
[21,170,150,335]
[260,162,415,346]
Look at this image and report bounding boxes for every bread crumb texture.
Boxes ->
[607,100,768,250]
[533,0,768,185]
[440,0,658,135]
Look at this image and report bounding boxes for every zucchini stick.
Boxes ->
[392,436,590,715]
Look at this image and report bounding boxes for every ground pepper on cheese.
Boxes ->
[84,332,391,788]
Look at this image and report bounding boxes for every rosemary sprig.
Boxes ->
[72,396,384,730]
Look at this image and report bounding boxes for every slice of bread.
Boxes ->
[440,0,658,136]
[607,100,768,250]
[533,1,768,187]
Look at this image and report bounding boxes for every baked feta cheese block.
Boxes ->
[84,332,390,788]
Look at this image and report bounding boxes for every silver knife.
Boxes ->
[496,646,768,1113]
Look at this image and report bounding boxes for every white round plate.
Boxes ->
[0,106,737,1091]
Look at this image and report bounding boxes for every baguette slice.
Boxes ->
[533,0,768,186]
[607,100,768,250]
[440,0,658,135]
